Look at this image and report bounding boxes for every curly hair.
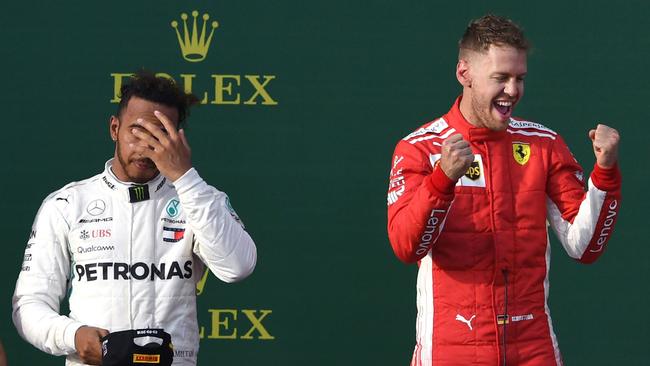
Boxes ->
[459,14,529,58]
[117,70,199,129]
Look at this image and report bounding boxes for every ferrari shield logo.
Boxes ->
[513,143,531,165]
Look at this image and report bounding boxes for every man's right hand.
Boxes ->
[440,134,474,181]
[75,326,109,365]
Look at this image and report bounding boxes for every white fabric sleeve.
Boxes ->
[174,168,257,283]
[12,197,84,355]
[546,179,607,259]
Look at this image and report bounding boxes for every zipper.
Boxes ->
[502,268,509,366]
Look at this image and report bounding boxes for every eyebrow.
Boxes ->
[492,72,527,77]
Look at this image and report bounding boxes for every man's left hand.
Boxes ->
[130,110,192,181]
[588,124,620,169]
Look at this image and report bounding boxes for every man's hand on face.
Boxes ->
[439,134,474,181]
[130,110,193,181]
[588,124,620,169]
[75,326,109,365]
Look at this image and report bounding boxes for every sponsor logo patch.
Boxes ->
[79,217,113,224]
[80,229,111,240]
[129,185,150,203]
[75,260,193,281]
[86,199,107,216]
[429,154,486,188]
[166,199,181,218]
[77,244,115,254]
[225,196,245,228]
[102,176,116,190]
[513,142,531,165]
[402,118,449,141]
[464,160,481,181]
[497,313,534,325]
[387,155,406,206]
[155,178,167,192]
[133,354,161,363]
[163,227,185,243]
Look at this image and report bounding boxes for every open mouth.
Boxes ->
[493,100,513,117]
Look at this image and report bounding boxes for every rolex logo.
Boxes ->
[171,10,219,63]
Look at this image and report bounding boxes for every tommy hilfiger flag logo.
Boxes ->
[163,227,185,243]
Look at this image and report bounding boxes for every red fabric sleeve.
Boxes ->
[387,140,455,263]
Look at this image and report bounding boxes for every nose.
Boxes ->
[504,79,519,98]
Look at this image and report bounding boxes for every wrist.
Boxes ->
[168,166,192,182]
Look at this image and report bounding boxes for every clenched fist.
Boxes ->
[588,124,620,169]
[75,326,109,365]
[440,134,474,181]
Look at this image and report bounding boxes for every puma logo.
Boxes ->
[455,314,476,330]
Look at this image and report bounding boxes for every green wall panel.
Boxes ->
[1,1,647,364]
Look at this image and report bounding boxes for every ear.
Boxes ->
[456,59,472,88]
[109,115,119,141]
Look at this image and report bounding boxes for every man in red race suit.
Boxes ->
[386,14,621,366]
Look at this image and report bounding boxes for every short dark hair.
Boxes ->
[459,14,529,58]
[117,70,199,129]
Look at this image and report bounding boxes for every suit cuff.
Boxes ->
[63,321,84,353]
[591,162,621,191]
[424,166,456,200]
[172,168,203,196]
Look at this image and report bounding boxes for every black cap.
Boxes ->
[101,329,173,366]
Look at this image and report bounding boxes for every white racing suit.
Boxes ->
[13,159,257,365]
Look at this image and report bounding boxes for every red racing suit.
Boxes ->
[387,97,621,366]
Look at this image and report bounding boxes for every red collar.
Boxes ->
[445,96,508,143]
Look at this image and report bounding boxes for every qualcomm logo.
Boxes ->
[171,10,219,63]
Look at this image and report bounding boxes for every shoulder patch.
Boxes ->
[403,118,449,141]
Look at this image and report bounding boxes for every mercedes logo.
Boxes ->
[86,199,106,216]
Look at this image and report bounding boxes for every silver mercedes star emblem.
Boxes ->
[86,199,106,216]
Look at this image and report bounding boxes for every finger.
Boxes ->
[130,142,155,157]
[451,139,470,149]
[132,127,163,151]
[179,129,191,150]
[588,129,596,141]
[154,110,179,140]
[97,328,110,338]
[444,134,464,144]
[135,118,171,145]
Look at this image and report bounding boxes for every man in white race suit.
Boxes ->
[13,71,257,365]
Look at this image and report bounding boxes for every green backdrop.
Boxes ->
[1,1,648,364]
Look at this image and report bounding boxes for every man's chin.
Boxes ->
[127,167,159,183]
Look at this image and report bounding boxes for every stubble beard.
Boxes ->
[470,93,508,131]
[114,140,157,183]
[470,93,493,129]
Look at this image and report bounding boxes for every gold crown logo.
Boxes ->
[171,10,219,63]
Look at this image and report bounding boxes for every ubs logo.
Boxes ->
[80,229,112,240]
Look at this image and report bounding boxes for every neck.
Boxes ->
[458,93,480,128]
